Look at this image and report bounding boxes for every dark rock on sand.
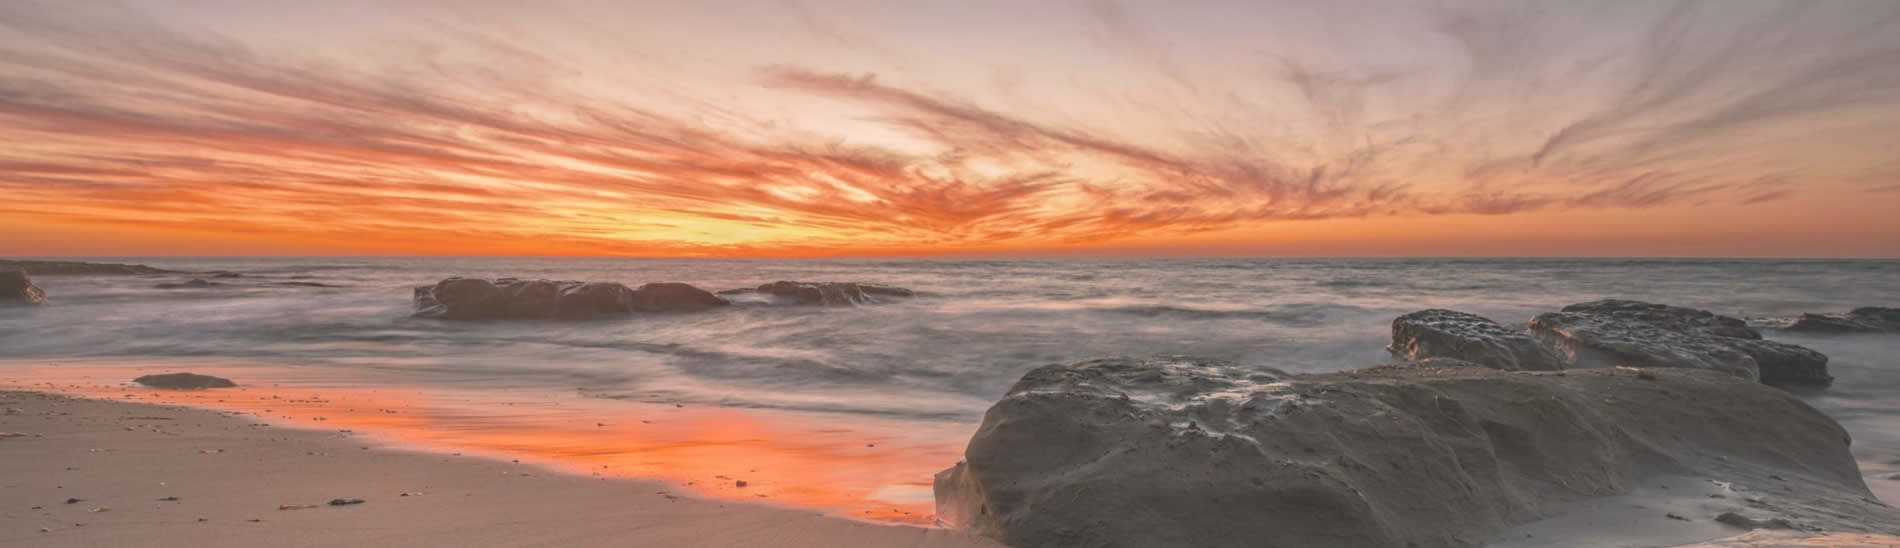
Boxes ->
[1388,309,1562,371]
[1530,300,1830,385]
[718,281,913,306]
[133,373,237,389]
[413,278,727,320]
[154,278,223,289]
[0,259,171,276]
[1714,512,1799,531]
[2,271,47,306]
[1787,307,1900,334]
[935,357,1892,548]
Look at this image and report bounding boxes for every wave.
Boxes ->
[1101,303,1364,325]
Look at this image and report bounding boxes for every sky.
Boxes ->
[1,0,1898,258]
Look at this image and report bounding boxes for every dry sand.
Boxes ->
[0,391,1000,548]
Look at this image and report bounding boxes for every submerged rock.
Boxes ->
[1787,307,1900,333]
[1529,300,1830,386]
[935,357,1891,548]
[2,271,47,306]
[0,259,171,276]
[133,373,237,389]
[718,281,913,306]
[412,278,726,320]
[1388,309,1562,371]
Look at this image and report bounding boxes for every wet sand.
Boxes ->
[0,390,999,547]
[1,359,971,525]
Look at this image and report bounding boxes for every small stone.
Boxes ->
[328,498,365,506]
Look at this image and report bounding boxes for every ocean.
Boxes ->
[4,257,1898,522]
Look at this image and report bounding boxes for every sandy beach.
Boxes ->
[0,390,999,548]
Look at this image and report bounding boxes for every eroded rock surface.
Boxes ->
[1530,300,1830,385]
[133,373,237,389]
[1787,307,1900,334]
[935,357,1890,548]
[413,278,726,320]
[1388,309,1562,371]
[2,271,46,306]
[717,281,913,306]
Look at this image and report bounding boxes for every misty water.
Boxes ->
[4,257,1899,514]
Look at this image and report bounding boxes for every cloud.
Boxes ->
[0,0,1894,255]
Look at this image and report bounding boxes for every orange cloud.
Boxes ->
[1,1,1896,256]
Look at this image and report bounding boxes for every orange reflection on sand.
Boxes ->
[5,363,968,525]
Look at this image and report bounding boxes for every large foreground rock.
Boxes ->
[1787,307,1900,333]
[716,281,913,306]
[0,259,170,275]
[133,373,236,389]
[1388,309,1562,371]
[413,278,727,320]
[935,357,1893,548]
[1529,300,1830,386]
[2,271,46,306]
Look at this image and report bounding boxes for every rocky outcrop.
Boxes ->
[1388,309,1562,371]
[935,357,1894,548]
[1529,300,1830,386]
[133,373,236,389]
[716,281,913,306]
[1787,307,1900,333]
[0,259,170,275]
[2,271,46,306]
[412,278,727,320]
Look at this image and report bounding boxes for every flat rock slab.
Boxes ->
[1530,300,1830,386]
[133,373,237,389]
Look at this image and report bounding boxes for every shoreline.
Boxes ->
[0,390,999,547]
[0,358,974,526]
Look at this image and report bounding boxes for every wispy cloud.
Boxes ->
[0,0,1895,255]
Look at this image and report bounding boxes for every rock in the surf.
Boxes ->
[628,282,728,313]
[1388,309,1562,371]
[716,281,913,306]
[1,271,46,306]
[1529,300,1830,385]
[413,278,727,319]
[1787,307,1900,334]
[934,357,1892,548]
[133,373,237,389]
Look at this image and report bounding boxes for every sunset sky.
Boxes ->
[2,0,1897,257]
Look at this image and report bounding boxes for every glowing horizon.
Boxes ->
[3,1,1898,258]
